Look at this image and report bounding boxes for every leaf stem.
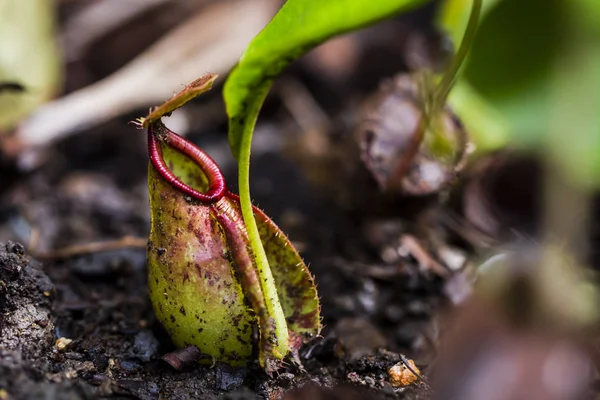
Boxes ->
[236,85,290,366]
[433,0,482,113]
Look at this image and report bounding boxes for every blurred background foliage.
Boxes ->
[0,0,62,130]
[442,0,600,188]
[2,0,599,189]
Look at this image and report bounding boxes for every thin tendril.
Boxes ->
[433,0,482,113]
[390,0,480,190]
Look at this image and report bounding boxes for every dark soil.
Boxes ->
[0,144,444,400]
[0,116,450,398]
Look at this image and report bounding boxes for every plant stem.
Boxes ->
[433,0,482,113]
[236,85,290,364]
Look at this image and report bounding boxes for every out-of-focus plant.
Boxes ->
[433,245,598,399]
[441,0,600,188]
[0,0,61,131]
[356,0,481,195]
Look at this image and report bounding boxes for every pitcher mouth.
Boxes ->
[147,121,226,203]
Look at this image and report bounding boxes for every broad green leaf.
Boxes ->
[0,0,61,131]
[438,0,562,151]
[463,0,562,114]
[571,0,600,36]
[549,0,600,187]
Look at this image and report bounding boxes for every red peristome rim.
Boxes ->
[147,123,226,203]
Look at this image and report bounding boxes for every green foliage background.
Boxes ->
[443,0,600,188]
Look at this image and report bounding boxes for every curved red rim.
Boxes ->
[147,123,226,203]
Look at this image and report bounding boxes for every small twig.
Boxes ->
[400,234,450,277]
[31,236,147,260]
[438,210,497,248]
[27,226,41,253]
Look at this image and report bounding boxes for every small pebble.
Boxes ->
[89,373,108,386]
[64,352,85,360]
[7,241,25,256]
[119,360,140,371]
[388,358,420,387]
[215,363,246,391]
[133,330,159,362]
[347,372,361,384]
[55,337,73,352]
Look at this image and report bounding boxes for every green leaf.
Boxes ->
[571,0,600,36]
[442,0,600,187]
[546,33,600,188]
[438,0,563,151]
[447,80,509,151]
[463,0,562,113]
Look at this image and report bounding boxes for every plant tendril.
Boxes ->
[433,0,482,113]
[390,0,481,189]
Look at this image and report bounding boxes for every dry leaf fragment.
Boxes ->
[17,0,278,150]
